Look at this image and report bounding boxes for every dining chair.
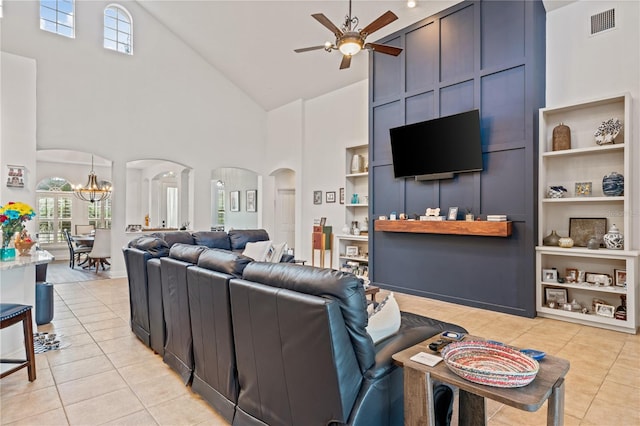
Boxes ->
[75,224,95,235]
[63,229,91,268]
[88,229,111,272]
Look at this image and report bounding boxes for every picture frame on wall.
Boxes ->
[339,188,345,204]
[569,217,607,247]
[6,165,25,188]
[230,191,240,212]
[246,190,257,212]
[313,190,322,205]
[326,191,336,203]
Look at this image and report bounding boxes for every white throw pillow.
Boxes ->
[366,293,401,344]
[266,242,287,263]
[242,240,272,261]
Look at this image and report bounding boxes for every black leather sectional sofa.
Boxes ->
[123,229,466,426]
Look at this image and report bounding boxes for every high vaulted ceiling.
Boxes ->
[135,1,461,111]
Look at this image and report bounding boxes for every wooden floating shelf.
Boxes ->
[374,220,512,237]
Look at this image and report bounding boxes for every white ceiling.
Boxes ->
[135,0,462,111]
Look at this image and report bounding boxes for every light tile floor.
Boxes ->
[1,277,638,425]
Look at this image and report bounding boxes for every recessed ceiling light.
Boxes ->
[407,0,417,8]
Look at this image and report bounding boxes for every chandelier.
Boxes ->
[73,156,112,203]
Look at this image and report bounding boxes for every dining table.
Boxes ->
[72,235,94,248]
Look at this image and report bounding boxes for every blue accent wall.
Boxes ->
[369,0,546,317]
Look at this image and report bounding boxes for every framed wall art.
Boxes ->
[339,188,344,204]
[569,217,607,247]
[230,191,240,212]
[246,190,257,212]
[6,165,25,188]
[313,190,322,205]
[326,191,336,203]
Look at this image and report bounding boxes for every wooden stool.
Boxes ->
[1,304,36,381]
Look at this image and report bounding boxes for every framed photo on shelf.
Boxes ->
[326,191,336,203]
[614,269,627,287]
[246,190,257,212]
[339,188,345,204]
[542,268,558,283]
[565,268,578,283]
[229,191,240,212]
[574,181,592,197]
[595,303,615,318]
[313,190,322,205]
[447,207,458,220]
[569,217,607,247]
[345,246,359,257]
[545,287,568,305]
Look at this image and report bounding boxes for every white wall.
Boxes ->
[546,0,640,247]
[0,52,37,238]
[2,0,268,275]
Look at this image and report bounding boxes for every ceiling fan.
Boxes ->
[294,0,403,70]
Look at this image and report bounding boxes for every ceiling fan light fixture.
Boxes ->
[338,33,363,56]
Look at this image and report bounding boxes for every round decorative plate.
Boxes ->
[441,341,539,388]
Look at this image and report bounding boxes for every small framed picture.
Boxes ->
[542,268,558,283]
[326,191,336,203]
[6,165,25,188]
[574,181,592,197]
[313,190,322,205]
[565,268,578,283]
[246,189,257,212]
[447,207,459,221]
[230,191,240,212]
[595,303,615,318]
[345,246,359,256]
[545,287,568,305]
[614,269,627,287]
[339,188,345,204]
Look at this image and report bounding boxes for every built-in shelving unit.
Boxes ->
[374,220,512,237]
[536,93,638,334]
[337,145,369,274]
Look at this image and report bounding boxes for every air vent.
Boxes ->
[591,9,615,35]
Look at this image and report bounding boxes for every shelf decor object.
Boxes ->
[602,172,624,196]
[603,224,624,250]
[552,123,571,151]
[594,118,622,145]
[441,341,539,388]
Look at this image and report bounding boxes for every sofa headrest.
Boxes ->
[192,231,231,250]
[127,236,170,258]
[168,243,207,264]
[228,229,270,251]
[151,231,195,247]
[241,262,374,372]
[197,248,252,277]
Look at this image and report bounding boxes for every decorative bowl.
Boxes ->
[441,341,539,388]
[14,240,35,256]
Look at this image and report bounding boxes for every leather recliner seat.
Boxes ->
[229,262,466,426]
[186,248,253,422]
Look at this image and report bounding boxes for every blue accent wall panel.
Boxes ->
[369,0,545,318]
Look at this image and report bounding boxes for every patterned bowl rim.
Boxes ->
[441,340,539,377]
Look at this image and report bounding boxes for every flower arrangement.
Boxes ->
[0,201,36,248]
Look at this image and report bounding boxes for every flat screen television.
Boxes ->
[389,109,483,181]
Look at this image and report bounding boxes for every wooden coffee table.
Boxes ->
[393,335,570,426]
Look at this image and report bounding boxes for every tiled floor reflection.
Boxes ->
[1,275,638,425]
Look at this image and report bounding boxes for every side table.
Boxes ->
[393,335,570,426]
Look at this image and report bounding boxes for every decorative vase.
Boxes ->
[351,194,359,204]
[602,172,624,196]
[547,186,567,198]
[552,123,571,151]
[14,240,35,256]
[587,236,600,250]
[543,230,560,246]
[603,224,624,250]
[0,247,16,261]
[558,237,574,248]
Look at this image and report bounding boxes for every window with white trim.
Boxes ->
[36,177,74,245]
[104,5,132,54]
[40,0,75,38]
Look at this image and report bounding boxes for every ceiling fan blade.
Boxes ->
[339,55,352,70]
[312,13,344,37]
[365,43,403,56]
[294,45,327,53]
[360,11,398,36]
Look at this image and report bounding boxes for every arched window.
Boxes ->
[36,177,74,244]
[104,4,132,54]
[40,0,75,38]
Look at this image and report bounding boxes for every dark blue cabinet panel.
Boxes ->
[372,165,403,217]
[372,101,402,164]
[405,179,438,215]
[406,91,435,125]
[406,22,438,93]
[372,36,402,102]
[480,149,526,215]
[481,1,525,69]
[481,67,526,146]
[439,172,477,216]
[440,80,475,116]
[440,4,475,82]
